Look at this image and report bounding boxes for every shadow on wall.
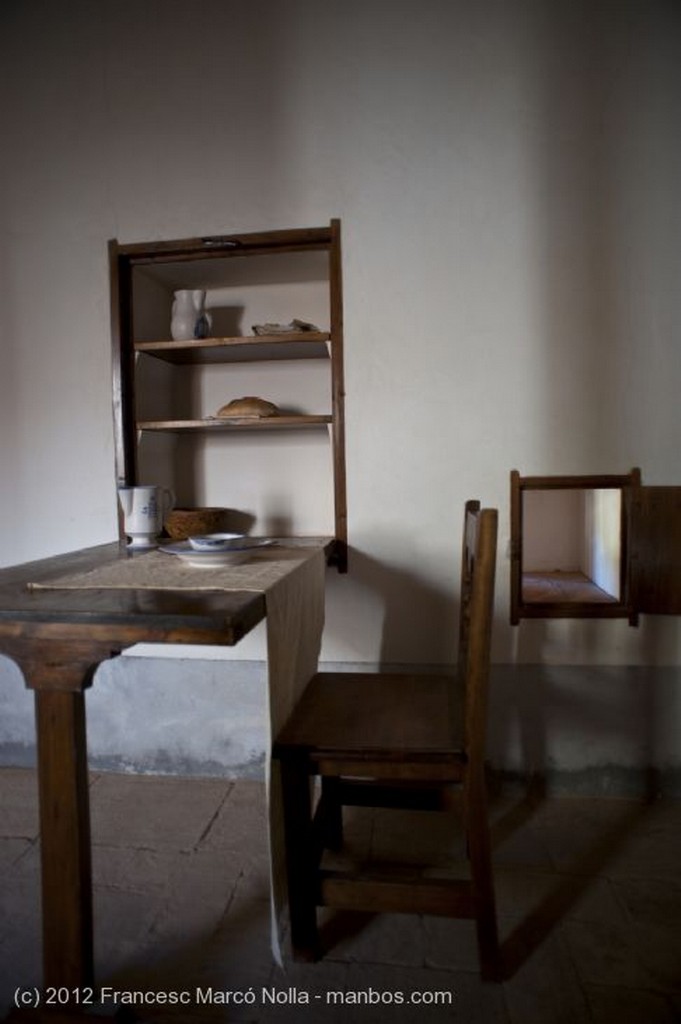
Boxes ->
[489,613,680,797]
[344,545,459,668]
[345,533,680,797]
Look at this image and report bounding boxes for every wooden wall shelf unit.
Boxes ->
[511,468,681,624]
[110,221,347,571]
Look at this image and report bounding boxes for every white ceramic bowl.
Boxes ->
[188,532,245,551]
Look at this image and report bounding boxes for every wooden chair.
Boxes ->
[272,501,500,980]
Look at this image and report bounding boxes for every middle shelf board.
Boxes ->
[137,415,333,433]
[135,333,331,365]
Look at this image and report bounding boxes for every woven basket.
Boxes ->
[164,507,227,540]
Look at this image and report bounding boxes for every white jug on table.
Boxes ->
[118,485,174,548]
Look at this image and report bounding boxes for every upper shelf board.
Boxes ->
[135,333,331,365]
[120,228,334,298]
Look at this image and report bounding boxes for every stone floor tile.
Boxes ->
[612,878,681,990]
[0,843,57,1014]
[644,799,681,833]
[170,843,247,901]
[560,917,650,991]
[487,789,546,843]
[92,842,192,894]
[370,807,468,867]
[197,779,269,859]
[0,925,42,1019]
[0,862,41,944]
[0,768,39,839]
[491,823,554,869]
[229,857,274,906]
[495,868,627,941]
[670,991,681,1019]
[585,983,679,1024]
[143,854,245,958]
[90,773,232,851]
[4,837,39,877]
[528,797,647,875]
[344,962,508,1023]
[193,942,276,1012]
[0,836,35,874]
[93,882,172,979]
[0,771,678,1024]
[613,876,681,930]
[422,916,480,972]
[115,894,279,1023]
[104,1008,246,1024]
[529,796,644,829]
[146,887,239,959]
[628,923,681,993]
[203,932,277,996]
[258,960,350,1023]
[211,885,277,971]
[528,796,681,882]
[603,828,681,882]
[501,927,591,1024]
[316,909,427,968]
[100,922,275,1024]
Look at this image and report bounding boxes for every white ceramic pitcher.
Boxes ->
[170,289,212,340]
[118,485,174,548]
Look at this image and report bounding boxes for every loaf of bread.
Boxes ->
[215,396,280,419]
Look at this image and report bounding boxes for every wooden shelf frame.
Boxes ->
[510,469,639,623]
[110,221,348,571]
[511,468,681,624]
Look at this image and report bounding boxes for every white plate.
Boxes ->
[188,532,245,551]
[159,538,271,568]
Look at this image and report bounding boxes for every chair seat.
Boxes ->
[274,671,465,766]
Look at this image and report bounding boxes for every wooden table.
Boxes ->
[0,540,327,1007]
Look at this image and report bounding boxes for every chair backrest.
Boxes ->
[456,501,498,767]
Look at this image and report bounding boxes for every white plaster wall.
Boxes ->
[522,490,584,572]
[584,488,622,598]
[1,0,680,781]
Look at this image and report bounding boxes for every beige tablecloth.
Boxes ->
[28,543,320,593]
[30,543,327,963]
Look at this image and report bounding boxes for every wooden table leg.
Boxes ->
[0,636,121,997]
[35,688,94,990]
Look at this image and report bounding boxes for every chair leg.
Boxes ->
[279,757,320,961]
[319,776,344,850]
[464,772,501,981]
